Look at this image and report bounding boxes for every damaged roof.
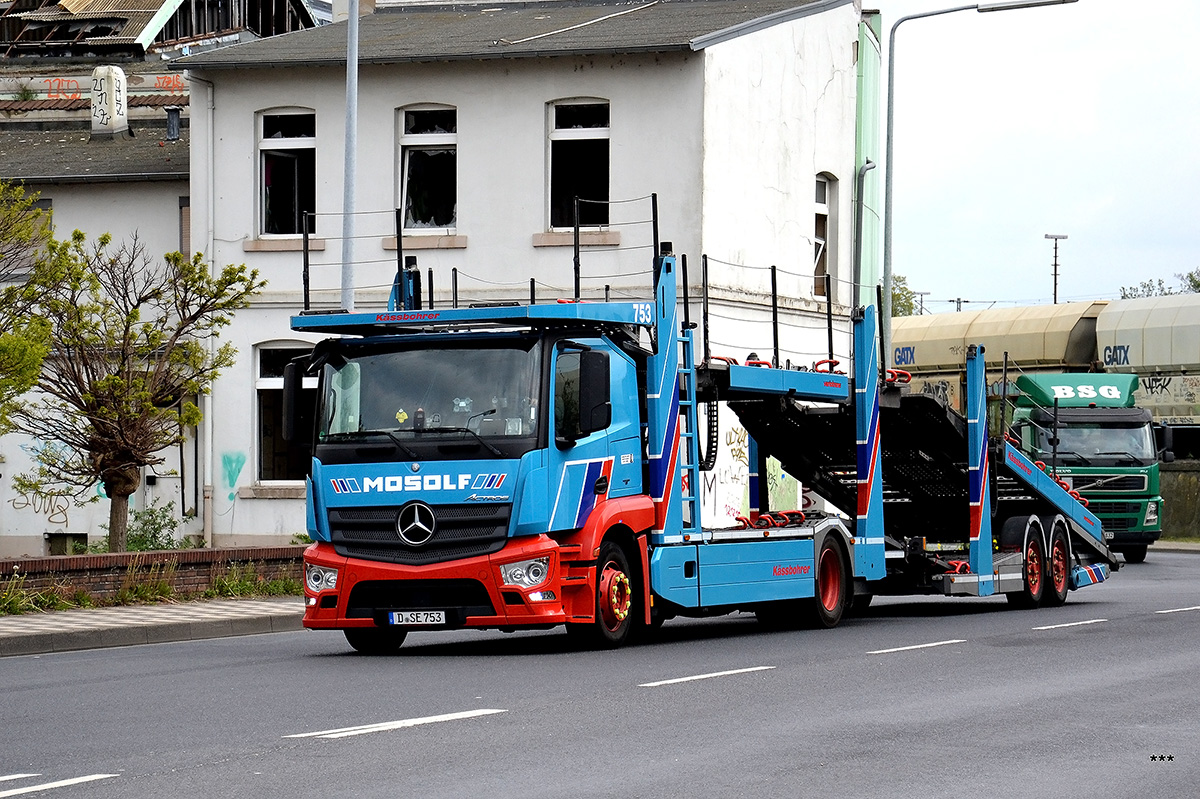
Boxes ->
[0,126,189,183]
[173,0,851,69]
[8,0,186,50]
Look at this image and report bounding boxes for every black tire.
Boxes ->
[1042,526,1070,607]
[567,540,634,649]
[1122,545,1148,564]
[344,626,407,654]
[809,536,849,628]
[1007,532,1046,609]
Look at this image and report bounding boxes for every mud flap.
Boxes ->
[1070,562,1109,590]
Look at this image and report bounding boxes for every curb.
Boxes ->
[0,599,305,658]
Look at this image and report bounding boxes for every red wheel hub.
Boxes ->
[1050,538,1068,594]
[599,562,632,630]
[818,546,842,612]
[1026,540,1043,594]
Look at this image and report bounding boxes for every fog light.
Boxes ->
[528,590,557,602]
[500,557,550,588]
[1145,502,1158,526]
[305,564,339,593]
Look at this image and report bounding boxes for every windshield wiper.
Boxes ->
[1043,449,1092,466]
[1096,450,1146,465]
[417,425,503,457]
[328,430,419,460]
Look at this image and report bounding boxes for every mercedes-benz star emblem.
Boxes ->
[396,501,437,547]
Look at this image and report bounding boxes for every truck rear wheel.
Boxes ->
[344,626,407,654]
[810,536,849,628]
[1007,533,1046,609]
[1042,527,1070,607]
[567,540,634,649]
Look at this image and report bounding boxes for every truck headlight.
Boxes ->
[305,564,339,593]
[500,557,550,588]
[1145,502,1158,526]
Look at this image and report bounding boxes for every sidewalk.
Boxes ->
[3,543,1198,658]
[0,597,304,658]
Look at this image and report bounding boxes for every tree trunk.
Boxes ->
[107,491,131,552]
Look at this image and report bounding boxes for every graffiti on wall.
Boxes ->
[222,452,246,501]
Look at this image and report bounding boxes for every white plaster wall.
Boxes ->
[699,7,860,309]
[35,180,187,265]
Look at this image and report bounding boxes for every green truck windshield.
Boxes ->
[1030,421,1156,465]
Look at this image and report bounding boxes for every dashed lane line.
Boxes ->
[1032,618,1108,631]
[868,639,966,655]
[1156,605,1200,614]
[0,775,119,798]
[639,666,776,688]
[284,709,508,740]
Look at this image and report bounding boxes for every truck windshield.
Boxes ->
[317,341,541,449]
[1034,422,1156,465]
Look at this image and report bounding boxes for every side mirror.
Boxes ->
[579,350,612,436]
[282,361,310,446]
[1154,423,1174,463]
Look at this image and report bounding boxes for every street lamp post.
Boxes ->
[881,0,1078,365]
[1046,233,1067,303]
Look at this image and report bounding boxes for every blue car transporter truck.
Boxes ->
[284,240,1119,652]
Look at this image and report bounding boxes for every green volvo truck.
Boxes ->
[1007,373,1163,563]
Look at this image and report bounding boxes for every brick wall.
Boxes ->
[0,545,307,601]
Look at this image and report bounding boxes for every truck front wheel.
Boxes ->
[568,540,634,649]
[344,626,407,654]
[1121,545,1148,564]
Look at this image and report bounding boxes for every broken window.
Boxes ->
[260,111,316,235]
[400,106,457,230]
[549,100,609,228]
[814,175,833,299]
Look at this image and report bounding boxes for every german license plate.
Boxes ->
[389,610,445,625]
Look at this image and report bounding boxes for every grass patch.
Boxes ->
[206,561,302,599]
[1,573,85,615]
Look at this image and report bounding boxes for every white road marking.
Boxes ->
[868,639,966,655]
[639,666,775,687]
[284,708,508,740]
[1156,605,1200,615]
[1032,618,1108,631]
[0,778,39,784]
[0,775,118,798]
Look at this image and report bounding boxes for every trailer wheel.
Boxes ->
[810,536,849,628]
[567,540,634,649]
[1043,527,1070,607]
[1007,533,1046,609]
[1121,545,1148,564]
[344,626,407,654]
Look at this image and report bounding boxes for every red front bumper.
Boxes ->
[302,536,584,630]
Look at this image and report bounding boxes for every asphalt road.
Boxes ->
[4,554,1198,799]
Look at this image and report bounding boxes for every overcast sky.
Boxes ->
[870,0,1200,312]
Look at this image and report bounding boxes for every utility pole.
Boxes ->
[915,291,930,314]
[1045,233,1067,304]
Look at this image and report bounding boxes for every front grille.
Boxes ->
[1071,474,1148,493]
[330,503,510,565]
[347,579,495,621]
[1087,501,1142,516]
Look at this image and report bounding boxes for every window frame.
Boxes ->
[258,108,317,238]
[547,98,611,231]
[397,104,458,234]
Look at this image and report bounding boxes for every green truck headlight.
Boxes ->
[1144,502,1158,526]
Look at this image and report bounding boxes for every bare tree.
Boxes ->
[8,230,264,551]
